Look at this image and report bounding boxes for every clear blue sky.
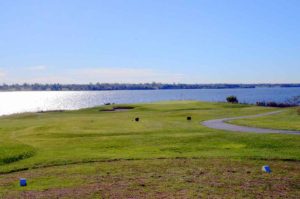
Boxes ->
[0,0,299,84]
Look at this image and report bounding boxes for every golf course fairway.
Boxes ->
[0,101,299,198]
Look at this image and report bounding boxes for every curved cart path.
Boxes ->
[202,111,300,135]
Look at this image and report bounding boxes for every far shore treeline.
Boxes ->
[0,83,300,91]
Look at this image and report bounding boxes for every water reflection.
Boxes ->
[0,87,299,116]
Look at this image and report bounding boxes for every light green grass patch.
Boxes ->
[229,107,300,131]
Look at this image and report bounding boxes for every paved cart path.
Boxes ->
[202,111,300,135]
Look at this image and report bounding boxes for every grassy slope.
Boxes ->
[229,107,300,131]
[0,101,299,198]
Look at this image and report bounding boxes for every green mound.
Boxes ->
[0,140,35,165]
[0,101,299,174]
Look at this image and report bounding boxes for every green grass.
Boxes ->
[0,101,299,198]
[229,107,300,131]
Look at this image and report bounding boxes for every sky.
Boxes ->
[0,0,300,84]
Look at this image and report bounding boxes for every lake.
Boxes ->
[0,87,299,116]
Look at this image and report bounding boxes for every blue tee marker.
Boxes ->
[262,165,271,173]
[20,178,27,187]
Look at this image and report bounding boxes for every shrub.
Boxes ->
[286,96,300,106]
[256,101,296,108]
[226,96,238,103]
[256,101,266,106]
[266,102,279,107]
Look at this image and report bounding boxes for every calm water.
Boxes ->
[0,87,299,116]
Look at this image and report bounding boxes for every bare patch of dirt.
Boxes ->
[100,106,135,112]
[37,110,65,113]
[1,159,300,199]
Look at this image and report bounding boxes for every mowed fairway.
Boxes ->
[0,101,299,198]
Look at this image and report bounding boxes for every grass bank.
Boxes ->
[0,101,299,198]
[229,107,300,131]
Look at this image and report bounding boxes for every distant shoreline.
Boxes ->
[1,83,300,92]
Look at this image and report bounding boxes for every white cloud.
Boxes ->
[0,69,7,79]
[72,67,185,83]
[22,76,74,84]
[27,65,47,71]
[6,66,298,84]
[0,67,185,84]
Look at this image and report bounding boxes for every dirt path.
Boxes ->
[202,111,300,135]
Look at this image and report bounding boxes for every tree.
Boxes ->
[226,96,238,103]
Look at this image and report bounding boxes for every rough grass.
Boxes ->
[230,107,300,131]
[0,101,299,198]
[1,159,299,198]
[0,140,35,165]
